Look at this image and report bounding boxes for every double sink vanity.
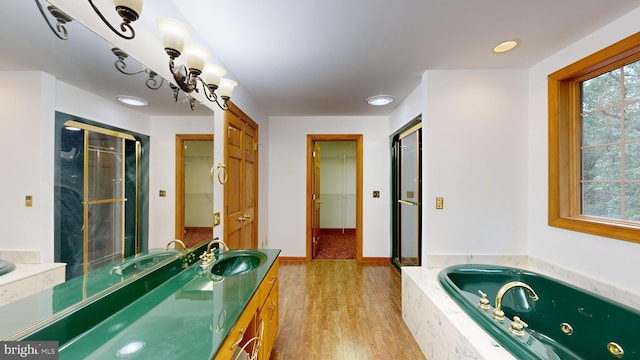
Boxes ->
[0,241,280,360]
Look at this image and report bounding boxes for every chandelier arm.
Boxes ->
[88,0,136,40]
[169,84,180,102]
[196,77,219,103]
[35,0,68,40]
[146,73,164,90]
[215,97,230,111]
[169,59,197,93]
[114,59,146,75]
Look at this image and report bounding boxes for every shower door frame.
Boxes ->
[391,117,423,271]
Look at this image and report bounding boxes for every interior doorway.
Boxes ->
[306,135,363,261]
[175,134,214,248]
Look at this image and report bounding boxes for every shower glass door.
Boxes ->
[392,120,422,269]
[85,132,126,272]
[56,119,140,279]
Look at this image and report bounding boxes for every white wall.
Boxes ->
[423,70,529,257]
[0,72,56,262]
[267,116,389,257]
[0,73,157,262]
[148,115,214,249]
[528,7,640,293]
[390,69,530,263]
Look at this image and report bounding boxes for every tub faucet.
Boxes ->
[200,238,229,268]
[164,239,186,251]
[493,281,539,321]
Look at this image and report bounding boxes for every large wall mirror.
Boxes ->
[0,0,214,338]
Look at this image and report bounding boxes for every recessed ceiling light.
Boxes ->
[367,95,394,106]
[116,95,149,107]
[493,40,518,53]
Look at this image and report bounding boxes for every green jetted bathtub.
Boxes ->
[438,264,640,360]
[0,259,15,276]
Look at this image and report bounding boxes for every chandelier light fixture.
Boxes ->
[156,17,237,110]
[35,0,73,40]
[110,44,164,90]
[89,0,144,40]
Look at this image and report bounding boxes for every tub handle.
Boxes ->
[477,290,491,310]
[509,316,528,337]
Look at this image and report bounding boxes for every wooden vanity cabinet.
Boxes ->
[213,295,260,360]
[212,258,279,360]
[258,261,279,360]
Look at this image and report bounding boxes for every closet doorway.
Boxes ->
[306,135,363,261]
[175,134,214,248]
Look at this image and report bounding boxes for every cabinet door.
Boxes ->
[214,296,259,360]
[259,280,279,360]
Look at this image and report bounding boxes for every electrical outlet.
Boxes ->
[436,197,444,209]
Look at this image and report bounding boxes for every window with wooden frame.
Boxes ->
[549,32,640,243]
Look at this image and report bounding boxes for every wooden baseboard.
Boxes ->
[279,256,390,263]
[279,256,308,262]
[360,257,390,263]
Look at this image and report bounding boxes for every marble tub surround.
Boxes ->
[0,250,65,307]
[405,255,640,359]
[425,255,640,310]
[0,250,41,264]
[403,267,516,360]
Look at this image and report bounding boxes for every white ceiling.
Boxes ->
[169,0,640,116]
[4,1,640,117]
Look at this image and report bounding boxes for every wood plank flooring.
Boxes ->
[270,260,426,360]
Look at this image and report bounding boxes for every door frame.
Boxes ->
[175,134,214,244]
[306,134,363,261]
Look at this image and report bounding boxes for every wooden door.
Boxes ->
[224,103,258,249]
[312,142,321,258]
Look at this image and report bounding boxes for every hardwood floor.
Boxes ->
[270,260,426,360]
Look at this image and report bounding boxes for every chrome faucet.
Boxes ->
[164,239,186,251]
[493,281,539,321]
[200,238,229,268]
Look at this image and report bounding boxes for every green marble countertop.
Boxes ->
[0,247,195,341]
[57,249,280,359]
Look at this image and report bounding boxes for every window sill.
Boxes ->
[549,215,640,244]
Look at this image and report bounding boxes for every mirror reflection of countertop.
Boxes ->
[0,248,190,340]
[57,249,280,359]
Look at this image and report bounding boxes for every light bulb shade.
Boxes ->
[203,63,227,86]
[218,78,238,98]
[183,42,210,72]
[114,0,144,15]
[156,17,191,56]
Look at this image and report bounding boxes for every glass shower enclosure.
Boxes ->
[392,119,422,270]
